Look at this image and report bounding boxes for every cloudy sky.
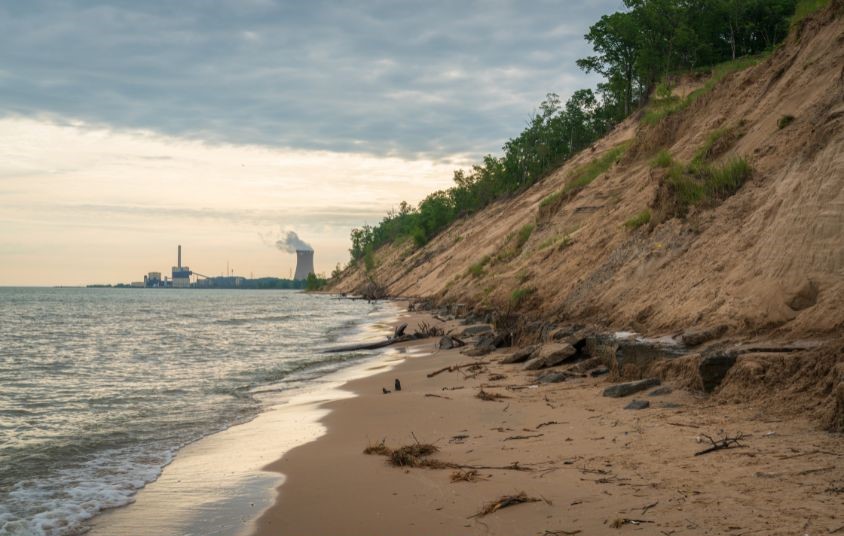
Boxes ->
[0,0,622,285]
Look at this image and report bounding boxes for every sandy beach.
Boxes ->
[251,310,843,536]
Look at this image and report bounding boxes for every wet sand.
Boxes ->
[252,312,843,536]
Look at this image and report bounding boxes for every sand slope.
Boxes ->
[335,5,844,341]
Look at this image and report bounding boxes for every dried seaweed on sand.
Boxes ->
[471,492,541,517]
[476,388,510,401]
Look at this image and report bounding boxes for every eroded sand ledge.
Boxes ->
[251,310,843,536]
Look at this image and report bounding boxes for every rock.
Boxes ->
[463,333,497,357]
[438,336,456,350]
[624,399,650,410]
[699,350,738,392]
[570,356,603,373]
[500,345,538,364]
[602,378,661,398]
[590,367,609,377]
[659,402,682,409]
[648,386,673,396]
[537,372,568,384]
[681,325,728,347]
[786,279,819,311]
[615,337,686,371]
[550,324,587,342]
[460,324,493,337]
[524,343,577,371]
[493,332,513,348]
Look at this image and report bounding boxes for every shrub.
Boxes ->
[692,127,731,163]
[778,114,795,129]
[515,224,534,249]
[539,191,563,208]
[624,210,652,230]
[643,55,765,125]
[661,157,752,216]
[467,256,491,278]
[791,0,831,27]
[651,149,673,168]
[510,286,536,307]
[563,143,628,195]
[411,226,428,247]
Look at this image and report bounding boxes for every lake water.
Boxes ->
[0,288,392,536]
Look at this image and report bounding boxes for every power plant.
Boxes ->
[293,250,315,280]
[110,243,320,289]
[171,245,192,288]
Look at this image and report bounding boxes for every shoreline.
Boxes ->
[87,299,409,536]
[251,310,843,535]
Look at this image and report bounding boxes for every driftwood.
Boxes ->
[427,361,492,378]
[610,518,654,528]
[323,335,413,353]
[504,434,544,441]
[694,432,745,456]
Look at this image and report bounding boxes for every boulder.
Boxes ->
[536,371,568,384]
[460,324,493,337]
[615,337,686,370]
[524,343,577,371]
[786,279,819,311]
[681,324,728,347]
[648,386,673,396]
[463,332,496,357]
[602,378,661,398]
[550,324,588,342]
[624,399,650,410]
[500,345,538,364]
[493,332,513,348]
[570,356,603,373]
[590,367,609,377]
[437,335,459,350]
[699,350,738,392]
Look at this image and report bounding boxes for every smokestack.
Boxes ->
[178,245,182,268]
[294,250,315,281]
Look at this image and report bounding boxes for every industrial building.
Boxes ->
[129,244,317,289]
[171,245,192,288]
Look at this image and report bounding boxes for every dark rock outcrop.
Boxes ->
[624,399,650,410]
[500,345,539,364]
[524,343,577,370]
[699,350,738,392]
[681,325,728,347]
[602,378,661,398]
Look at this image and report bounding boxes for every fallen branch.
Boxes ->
[504,433,544,441]
[425,393,452,400]
[536,421,560,429]
[667,422,701,429]
[428,361,492,378]
[470,492,541,518]
[640,501,658,515]
[694,432,745,456]
[610,518,654,528]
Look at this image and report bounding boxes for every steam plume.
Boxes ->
[275,230,313,253]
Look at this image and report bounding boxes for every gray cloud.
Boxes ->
[0,0,622,159]
[45,203,388,227]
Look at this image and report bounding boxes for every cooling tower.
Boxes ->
[294,250,315,280]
